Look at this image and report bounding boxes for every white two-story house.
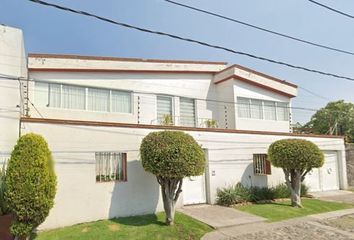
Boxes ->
[0,25,348,230]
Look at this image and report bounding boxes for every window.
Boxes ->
[95,152,127,182]
[237,97,250,118]
[88,88,110,112]
[250,99,263,119]
[253,154,271,175]
[276,102,289,121]
[180,97,196,127]
[264,101,276,120]
[34,82,61,108]
[157,96,173,124]
[237,97,289,122]
[34,82,132,114]
[112,90,132,113]
[62,85,86,110]
[34,82,49,108]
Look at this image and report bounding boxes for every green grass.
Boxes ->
[35,212,212,240]
[235,199,353,222]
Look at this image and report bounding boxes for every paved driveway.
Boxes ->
[311,190,354,204]
[178,204,266,229]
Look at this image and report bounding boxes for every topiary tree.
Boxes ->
[5,133,57,239]
[268,139,324,208]
[140,131,205,225]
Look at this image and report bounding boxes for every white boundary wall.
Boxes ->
[21,121,347,230]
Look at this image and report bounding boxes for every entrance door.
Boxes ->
[305,168,321,192]
[321,152,339,191]
[305,151,339,192]
[183,174,206,205]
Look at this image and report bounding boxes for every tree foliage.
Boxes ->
[268,139,324,208]
[140,131,205,178]
[0,162,7,215]
[140,131,205,225]
[305,100,354,142]
[5,133,57,239]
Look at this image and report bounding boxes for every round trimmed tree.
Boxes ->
[5,133,57,239]
[140,131,205,225]
[268,139,324,208]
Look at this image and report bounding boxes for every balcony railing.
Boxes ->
[150,115,221,129]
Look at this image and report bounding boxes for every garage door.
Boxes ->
[183,174,206,205]
[305,151,339,192]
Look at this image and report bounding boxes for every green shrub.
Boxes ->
[0,161,7,215]
[216,183,251,206]
[272,183,290,199]
[249,186,274,202]
[300,183,309,197]
[5,133,57,239]
[216,182,310,206]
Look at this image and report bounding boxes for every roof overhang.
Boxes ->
[28,53,227,74]
[214,64,298,98]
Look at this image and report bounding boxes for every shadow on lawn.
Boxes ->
[109,214,165,227]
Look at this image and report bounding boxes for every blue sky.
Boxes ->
[1,0,354,123]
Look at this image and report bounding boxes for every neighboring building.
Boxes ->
[0,25,348,230]
[0,25,26,163]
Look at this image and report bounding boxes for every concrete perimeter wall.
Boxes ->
[346,144,354,187]
[21,121,347,230]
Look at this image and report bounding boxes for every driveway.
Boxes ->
[311,190,354,204]
[178,204,266,229]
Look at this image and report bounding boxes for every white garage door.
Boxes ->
[183,174,206,205]
[305,151,339,192]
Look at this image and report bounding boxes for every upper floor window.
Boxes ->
[157,96,173,125]
[34,82,132,114]
[237,97,289,121]
[180,97,196,127]
[62,84,86,110]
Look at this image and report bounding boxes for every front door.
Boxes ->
[321,152,339,191]
[183,174,206,205]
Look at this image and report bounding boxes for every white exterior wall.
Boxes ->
[0,25,26,161]
[28,55,297,133]
[234,80,291,132]
[215,80,235,129]
[28,72,219,126]
[21,121,347,229]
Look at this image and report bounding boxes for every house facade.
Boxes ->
[0,25,348,230]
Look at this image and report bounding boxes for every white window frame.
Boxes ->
[34,81,133,114]
[156,95,174,124]
[237,97,289,122]
[179,97,197,127]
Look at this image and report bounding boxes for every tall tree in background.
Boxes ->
[305,100,354,142]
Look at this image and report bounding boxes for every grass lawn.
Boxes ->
[34,212,212,240]
[235,198,353,222]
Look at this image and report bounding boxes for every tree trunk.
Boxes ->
[284,169,303,208]
[291,177,302,208]
[157,177,183,225]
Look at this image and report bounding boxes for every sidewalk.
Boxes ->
[202,208,354,240]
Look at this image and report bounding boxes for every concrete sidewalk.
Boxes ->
[201,208,354,240]
[178,204,266,229]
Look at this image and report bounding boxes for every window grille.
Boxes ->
[253,154,271,175]
[95,152,127,182]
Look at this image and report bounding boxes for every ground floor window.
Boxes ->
[95,152,127,182]
[253,154,271,175]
